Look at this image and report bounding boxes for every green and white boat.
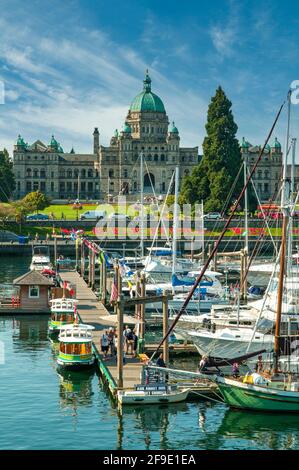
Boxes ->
[216,374,299,413]
[48,298,78,335]
[57,324,95,371]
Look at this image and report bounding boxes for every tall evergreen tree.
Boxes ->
[0,149,15,202]
[180,87,243,212]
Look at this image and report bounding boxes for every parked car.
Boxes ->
[108,213,131,223]
[0,231,28,243]
[204,212,222,220]
[79,210,107,221]
[26,213,49,220]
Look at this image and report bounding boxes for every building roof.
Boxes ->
[130,71,165,113]
[13,270,53,286]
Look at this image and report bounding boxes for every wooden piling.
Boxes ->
[139,273,146,340]
[162,293,169,365]
[117,295,124,389]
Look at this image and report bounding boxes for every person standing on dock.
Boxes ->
[133,329,138,358]
[123,325,130,354]
[101,331,109,358]
[108,327,115,356]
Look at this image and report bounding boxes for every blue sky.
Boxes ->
[1,0,299,157]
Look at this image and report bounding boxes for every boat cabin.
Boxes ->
[57,324,95,369]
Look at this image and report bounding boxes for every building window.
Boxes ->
[29,285,39,298]
[51,182,54,192]
[88,169,93,178]
[51,172,54,178]
[109,169,114,178]
[26,182,32,191]
[40,182,46,192]
[26,168,32,177]
[161,154,165,161]
[67,182,72,192]
[81,169,86,178]
[40,170,46,178]
[33,181,39,191]
[67,170,72,178]
[33,169,38,178]
[124,169,128,178]
[154,154,158,162]
[88,182,93,192]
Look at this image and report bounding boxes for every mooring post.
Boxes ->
[135,271,141,320]
[139,273,146,340]
[80,240,85,279]
[101,260,107,304]
[117,294,124,389]
[162,292,169,365]
[54,235,57,271]
[91,250,95,291]
[88,249,92,287]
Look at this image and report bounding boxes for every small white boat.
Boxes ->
[30,245,52,271]
[117,384,189,405]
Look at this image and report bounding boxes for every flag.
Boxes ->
[74,305,79,324]
[98,251,105,265]
[110,274,118,304]
[104,252,112,268]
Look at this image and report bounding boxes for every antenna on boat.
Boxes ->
[149,98,286,363]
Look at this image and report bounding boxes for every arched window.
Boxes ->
[74,169,79,177]
[161,154,165,161]
[67,170,72,178]
[88,169,93,178]
[26,168,32,177]
[147,154,152,161]
[33,169,39,178]
[154,154,158,162]
[81,169,86,178]
[109,169,114,178]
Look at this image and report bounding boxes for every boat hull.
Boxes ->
[57,354,95,371]
[118,389,189,405]
[217,377,299,413]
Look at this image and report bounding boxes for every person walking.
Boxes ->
[123,325,130,354]
[133,329,138,358]
[126,328,134,355]
[107,327,115,356]
[100,331,109,358]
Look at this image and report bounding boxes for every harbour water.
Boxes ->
[1,255,299,450]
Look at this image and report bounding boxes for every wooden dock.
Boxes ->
[58,270,146,396]
[58,270,202,401]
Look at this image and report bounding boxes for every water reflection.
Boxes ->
[57,368,95,411]
[219,409,299,450]
[12,315,49,351]
[117,402,189,450]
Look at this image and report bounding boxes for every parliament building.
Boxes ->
[13,72,199,200]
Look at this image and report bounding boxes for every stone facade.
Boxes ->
[241,137,283,203]
[13,137,100,200]
[13,72,198,200]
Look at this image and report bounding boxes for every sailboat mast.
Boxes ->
[172,167,179,275]
[274,91,291,373]
[244,156,249,255]
[140,152,144,258]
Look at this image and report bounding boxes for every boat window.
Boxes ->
[256,318,274,333]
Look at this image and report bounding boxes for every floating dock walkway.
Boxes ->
[58,270,150,396]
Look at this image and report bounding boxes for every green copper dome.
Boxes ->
[49,135,64,152]
[170,121,179,133]
[130,71,165,113]
[241,137,251,148]
[272,137,281,149]
[16,134,27,148]
[123,122,131,133]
